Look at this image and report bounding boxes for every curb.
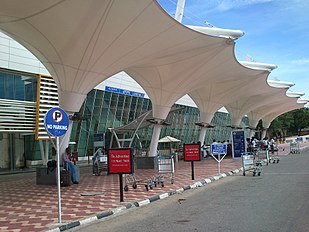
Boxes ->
[46,167,242,232]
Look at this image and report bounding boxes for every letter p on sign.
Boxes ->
[52,110,63,122]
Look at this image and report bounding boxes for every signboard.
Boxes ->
[232,130,246,158]
[44,107,70,223]
[183,143,201,162]
[94,132,105,148]
[44,107,69,137]
[211,143,227,155]
[105,86,145,98]
[210,143,228,175]
[296,137,303,142]
[108,148,133,174]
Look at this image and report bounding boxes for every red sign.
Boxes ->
[184,143,201,161]
[108,148,133,174]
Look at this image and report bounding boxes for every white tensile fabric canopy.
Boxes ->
[0,0,242,118]
[189,62,276,125]
[246,81,297,129]
[158,136,181,143]
[261,95,306,128]
[0,0,303,119]
[226,88,289,127]
[0,0,305,153]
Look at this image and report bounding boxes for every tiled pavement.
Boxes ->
[0,143,307,232]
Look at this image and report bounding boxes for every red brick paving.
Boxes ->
[0,143,307,232]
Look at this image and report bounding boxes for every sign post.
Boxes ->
[44,107,69,224]
[183,143,201,180]
[232,130,246,158]
[211,143,227,175]
[108,148,133,202]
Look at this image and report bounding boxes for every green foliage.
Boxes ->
[268,108,309,138]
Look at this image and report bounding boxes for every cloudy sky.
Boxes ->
[158,0,309,98]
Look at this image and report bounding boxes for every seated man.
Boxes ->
[62,147,79,184]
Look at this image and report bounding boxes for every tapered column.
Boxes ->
[59,120,74,159]
[58,90,86,157]
[249,130,255,138]
[198,111,214,143]
[261,129,267,139]
[199,127,207,143]
[149,124,162,157]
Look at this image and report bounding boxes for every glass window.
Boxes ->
[4,73,14,99]
[0,73,4,99]
[0,71,37,101]
[124,96,131,111]
[110,94,118,108]
[14,75,25,100]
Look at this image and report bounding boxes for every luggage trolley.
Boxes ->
[269,145,280,163]
[123,156,156,192]
[257,149,269,165]
[124,173,156,192]
[124,174,157,191]
[290,142,300,154]
[93,154,108,176]
[155,154,175,185]
[124,173,138,191]
[242,152,262,176]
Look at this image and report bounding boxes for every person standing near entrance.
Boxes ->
[62,147,79,184]
[201,142,207,158]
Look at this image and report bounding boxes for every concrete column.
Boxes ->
[249,130,255,138]
[149,104,171,158]
[199,127,207,144]
[261,129,267,139]
[58,90,86,113]
[198,111,214,143]
[230,116,242,128]
[148,124,162,157]
[57,90,86,158]
[59,120,73,160]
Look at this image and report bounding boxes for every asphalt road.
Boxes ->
[72,152,309,232]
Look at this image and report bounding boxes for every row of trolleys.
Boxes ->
[93,153,175,191]
[124,154,175,191]
[242,149,280,177]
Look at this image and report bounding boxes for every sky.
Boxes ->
[158,0,309,99]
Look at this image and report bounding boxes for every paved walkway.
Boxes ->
[0,143,307,232]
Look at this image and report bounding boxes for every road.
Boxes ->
[72,152,309,232]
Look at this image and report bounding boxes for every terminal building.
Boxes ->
[0,32,240,171]
[0,1,306,172]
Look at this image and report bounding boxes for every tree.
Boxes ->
[291,109,309,135]
[268,108,309,138]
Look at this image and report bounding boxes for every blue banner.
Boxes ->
[232,130,246,158]
[105,86,145,98]
[211,144,227,154]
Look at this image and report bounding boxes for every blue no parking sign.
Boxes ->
[44,107,69,137]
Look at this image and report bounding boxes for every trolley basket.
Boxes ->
[290,142,300,154]
[156,154,175,184]
[242,152,262,177]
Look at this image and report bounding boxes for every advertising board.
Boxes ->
[183,143,201,162]
[108,148,133,174]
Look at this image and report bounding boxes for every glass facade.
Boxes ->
[0,69,37,101]
[71,89,153,156]
[0,68,250,169]
[0,69,38,170]
[70,88,249,158]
